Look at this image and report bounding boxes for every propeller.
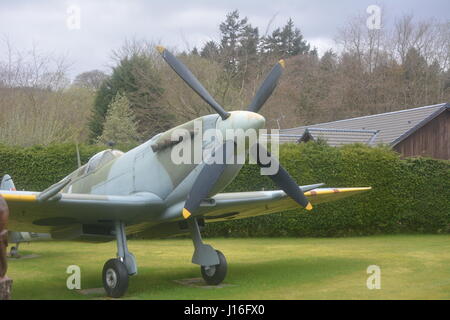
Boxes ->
[156,46,230,120]
[247,60,285,113]
[182,140,235,219]
[156,47,313,218]
[252,143,312,210]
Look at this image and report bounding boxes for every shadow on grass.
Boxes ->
[121,256,371,299]
[9,248,371,299]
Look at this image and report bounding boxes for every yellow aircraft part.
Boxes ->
[182,208,192,219]
[304,187,372,197]
[0,193,37,202]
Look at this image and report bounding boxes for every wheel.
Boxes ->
[10,246,18,258]
[102,258,129,298]
[201,250,227,285]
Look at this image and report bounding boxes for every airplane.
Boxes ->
[7,231,51,257]
[0,47,371,298]
[1,175,51,257]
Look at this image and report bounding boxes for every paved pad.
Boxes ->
[7,254,40,260]
[173,277,236,289]
[76,287,105,295]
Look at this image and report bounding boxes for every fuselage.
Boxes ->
[60,111,266,212]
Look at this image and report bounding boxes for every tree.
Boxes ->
[191,47,199,56]
[200,41,220,60]
[159,54,243,121]
[73,70,109,90]
[262,18,310,57]
[320,49,337,72]
[97,92,140,145]
[218,10,259,74]
[89,41,174,141]
[238,25,259,58]
[0,39,96,146]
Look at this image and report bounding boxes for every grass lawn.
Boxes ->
[7,234,450,300]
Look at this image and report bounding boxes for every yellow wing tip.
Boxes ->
[0,193,37,202]
[156,46,165,54]
[344,187,372,192]
[304,187,372,196]
[279,59,286,68]
[182,208,192,219]
[305,202,313,211]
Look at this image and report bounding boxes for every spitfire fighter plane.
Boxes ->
[0,47,370,298]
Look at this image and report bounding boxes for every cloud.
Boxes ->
[0,0,447,77]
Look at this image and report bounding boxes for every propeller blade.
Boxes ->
[247,60,285,113]
[182,140,235,219]
[253,143,312,210]
[156,46,230,120]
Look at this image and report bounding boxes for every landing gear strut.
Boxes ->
[188,218,227,285]
[102,221,137,298]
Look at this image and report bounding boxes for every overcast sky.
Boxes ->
[0,0,448,78]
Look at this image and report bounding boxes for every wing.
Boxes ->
[0,190,164,234]
[199,186,372,222]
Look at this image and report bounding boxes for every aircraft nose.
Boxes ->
[229,111,266,131]
[245,111,266,130]
[215,111,266,140]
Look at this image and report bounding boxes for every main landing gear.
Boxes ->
[102,218,227,297]
[188,218,228,285]
[102,221,137,298]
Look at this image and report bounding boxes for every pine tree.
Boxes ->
[218,10,259,73]
[263,18,310,57]
[97,92,141,145]
[200,41,220,60]
[320,49,338,71]
[239,25,259,58]
[191,47,199,56]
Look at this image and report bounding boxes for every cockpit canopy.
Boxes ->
[65,149,124,181]
[85,149,124,174]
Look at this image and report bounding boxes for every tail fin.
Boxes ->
[1,174,16,191]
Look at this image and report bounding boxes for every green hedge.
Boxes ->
[204,142,450,237]
[0,144,105,191]
[0,143,138,191]
[0,142,449,237]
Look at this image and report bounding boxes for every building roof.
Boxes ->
[268,103,449,147]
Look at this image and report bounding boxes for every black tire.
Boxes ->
[102,258,129,298]
[201,250,227,285]
[10,246,18,258]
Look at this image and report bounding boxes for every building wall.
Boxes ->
[394,110,450,160]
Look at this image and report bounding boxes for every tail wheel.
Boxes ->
[201,250,227,285]
[102,258,129,298]
[10,246,18,258]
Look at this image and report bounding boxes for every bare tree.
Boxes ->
[73,70,109,90]
[0,38,94,146]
